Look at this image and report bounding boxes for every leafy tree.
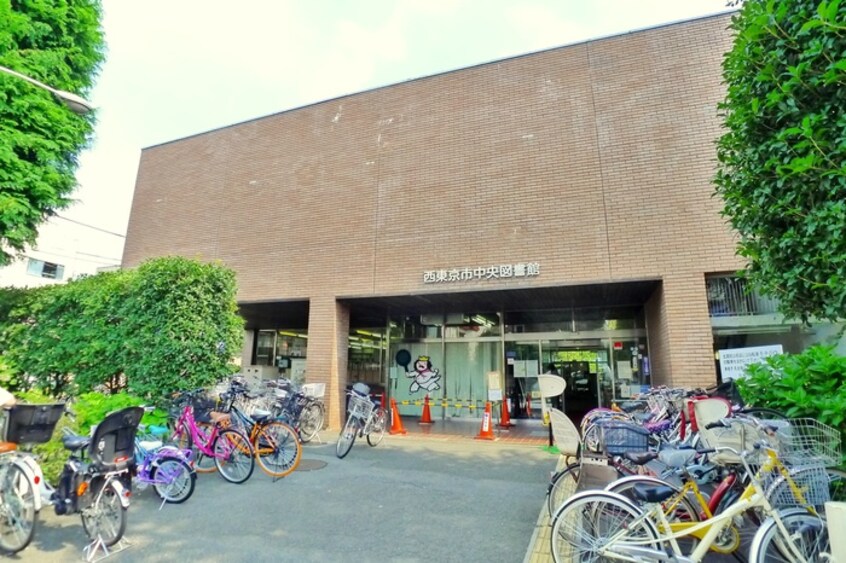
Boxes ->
[0,257,244,402]
[0,1,105,265]
[2,271,131,395]
[715,0,846,322]
[121,257,245,400]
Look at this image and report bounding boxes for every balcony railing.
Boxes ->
[706,276,780,317]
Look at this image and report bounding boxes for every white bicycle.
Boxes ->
[335,383,386,459]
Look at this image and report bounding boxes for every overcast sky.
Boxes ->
[65,0,732,244]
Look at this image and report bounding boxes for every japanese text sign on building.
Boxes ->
[422,262,540,284]
[718,344,783,381]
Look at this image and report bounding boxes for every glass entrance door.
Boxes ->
[541,342,609,424]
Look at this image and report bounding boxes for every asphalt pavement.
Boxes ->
[12,434,556,562]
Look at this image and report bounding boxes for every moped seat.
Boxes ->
[62,435,90,452]
[0,442,17,454]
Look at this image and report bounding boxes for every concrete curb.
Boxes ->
[523,455,569,563]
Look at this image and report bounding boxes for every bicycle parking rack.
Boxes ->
[82,535,131,562]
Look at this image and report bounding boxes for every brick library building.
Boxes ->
[121,13,838,428]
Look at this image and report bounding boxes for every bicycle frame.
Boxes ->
[172,405,220,457]
[227,404,280,455]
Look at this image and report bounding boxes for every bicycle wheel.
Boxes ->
[605,475,703,553]
[151,457,196,504]
[547,463,580,517]
[0,463,37,554]
[213,428,255,484]
[80,480,126,548]
[254,421,302,478]
[749,507,829,563]
[550,490,660,563]
[298,401,325,443]
[336,416,358,459]
[366,408,386,447]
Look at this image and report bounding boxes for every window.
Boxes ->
[26,259,65,280]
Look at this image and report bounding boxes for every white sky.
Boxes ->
[65,0,732,244]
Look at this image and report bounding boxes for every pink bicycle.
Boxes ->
[169,390,255,483]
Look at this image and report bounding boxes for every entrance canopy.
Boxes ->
[237,279,659,329]
[239,299,310,330]
[340,279,659,327]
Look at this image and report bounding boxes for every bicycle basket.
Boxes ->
[600,422,650,455]
[4,403,65,444]
[764,465,831,508]
[776,418,841,467]
[301,383,325,398]
[348,394,374,420]
[192,394,217,423]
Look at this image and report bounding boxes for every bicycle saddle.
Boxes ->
[644,420,672,433]
[252,409,271,422]
[633,483,676,503]
[62,434,90,452]
[624,451,659,465]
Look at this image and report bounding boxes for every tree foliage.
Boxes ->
[715,0,846,322]
[0,256,244,402]
[0,0,105,265]
[121,257,245,400]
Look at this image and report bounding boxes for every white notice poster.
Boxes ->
[719,345,783,380]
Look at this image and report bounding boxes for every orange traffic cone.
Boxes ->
[419,394,434,424]
[474,401,496,440]
[389,398,408,435]
[498,399,515,429]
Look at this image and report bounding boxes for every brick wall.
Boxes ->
[123,14,744,417]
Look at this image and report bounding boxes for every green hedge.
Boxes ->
[736,344,846,468]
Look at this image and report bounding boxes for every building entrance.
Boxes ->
[504,341,607,423]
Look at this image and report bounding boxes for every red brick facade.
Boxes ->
[123,14,744,426]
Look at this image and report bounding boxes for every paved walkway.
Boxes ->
[396,414,554,447]
[16,431,559,562]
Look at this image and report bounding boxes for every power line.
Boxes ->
[54,215,126,238]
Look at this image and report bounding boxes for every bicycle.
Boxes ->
[217,380,302,478]
[550,417,839,562]
[267,379,326,443]
[547,415,688,517]
[336,383,387,459]
[170,390,255,484]
[0,404,144,554]
[133,421,196,506]
[0,402,65,554]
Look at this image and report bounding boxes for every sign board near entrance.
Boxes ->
[422,262,540,284]
[718,345,783,381]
